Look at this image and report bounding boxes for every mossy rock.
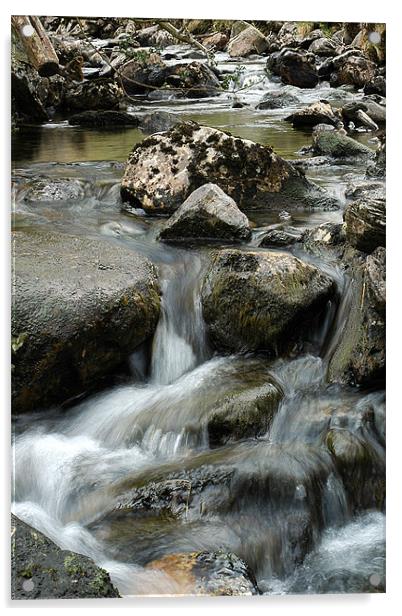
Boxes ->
[11,514,120,599]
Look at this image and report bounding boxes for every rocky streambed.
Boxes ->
[11,18,385,599]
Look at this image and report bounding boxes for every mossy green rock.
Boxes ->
[12,229,160,413]
[121,122,339,214]
[312,128,374,159]
[201,249,335,352]
[11,514,120,599]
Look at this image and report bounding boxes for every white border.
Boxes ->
[2,1,401,614]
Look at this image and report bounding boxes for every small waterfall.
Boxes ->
[151,252,209,385]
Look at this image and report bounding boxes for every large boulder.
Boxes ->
[12,229,160,413]
[228,25,268,57]
[11,514,120,599]
[344,197,385,253]
[285,101,341,128]
[146,551,259,595]
[158,183,251,244]
[312,126,374,159]
[120,122,339,214]
[341,99,385,129]
[201,249,334,352]
[328,247,385,387]
[267,49,319,88]
[202,32,228,51]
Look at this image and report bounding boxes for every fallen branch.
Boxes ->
[11,15,59,76]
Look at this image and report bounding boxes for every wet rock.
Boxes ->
[325,428,385,511]
[64,78,122,110]
[12,229,160,414]
[201,249,334,353]
[11,514,120,599]
[120,52,166,95]
[312,127,374,159]
[308,37,337,56]
[344,180,385,201]
[164,62,221,98]
[366,138,386,179]
[146,551,259,595]
[344,197,385,253]
[202,32,228,51]
[158,183,251,244]
[267,49,319,89]
[302,223,346,253]
[121,122,339,215]
[328,248,385,387]
[341,99,385,129]
[228,25,268,57]
[256,90,300,110]
[207,369,283,447]
[21,177,86,202]
[258,226,303,247]
[364,75,386,97]
[68,110,139,127]
[330,53,376,89]
[285,101,341,128]
[139,110,182,134]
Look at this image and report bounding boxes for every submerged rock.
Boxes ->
[121,122,339,214]
[285,101,341,129]
[21,177,86,202]
[147,551,259,595]
[344,197,385,253]
[201,249,334,353]
[12,229,160,414]
[228,25,268,57]
[68,110,139,127]
[158,183,251,244]
[138,110,182,134]
[11,514,120,599]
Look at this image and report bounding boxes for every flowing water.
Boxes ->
[11,48,385,596]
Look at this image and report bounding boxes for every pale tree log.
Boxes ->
[11,15,59,76]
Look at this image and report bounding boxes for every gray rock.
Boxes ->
[158,183,251,244]
[345,180,385,201]
[11,514,120,599]
[201,249,334,352]
[344,197,385,253]
[258,226,303,247]
[121,122,340,214]
[308,37,337,56]
[12,229,160,413]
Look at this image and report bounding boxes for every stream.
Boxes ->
[11,50,385,596]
